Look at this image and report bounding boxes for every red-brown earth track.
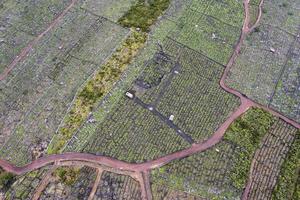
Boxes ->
[0,0,299,199]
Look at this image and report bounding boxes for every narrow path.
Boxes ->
[137,170,153,200]
[88,168,103,200]
[32,167,57,200]
[0,0,76,81]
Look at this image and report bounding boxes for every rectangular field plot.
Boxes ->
[170,9,241,65]
[261,0,300,35]
[151,141,243,200]
[79,96,189,163]
[39,166,97,200]
[5,167,50,200]
[270,37,300,124]
[199,0,244,27]
[79,0,137,22]
[188,0,244,27]
[0,7,129,165]
[225,25,295,105]
[152,185,206,200]
[94,171,141,200]
[136,38,240,142]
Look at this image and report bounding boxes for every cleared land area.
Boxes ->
[225,0,300,123]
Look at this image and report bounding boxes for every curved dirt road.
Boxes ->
[0,0,299,199]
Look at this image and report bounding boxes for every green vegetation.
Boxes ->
[272,132,300,200]
[53,167,80,186]
[47,31,147,154]
[118,0,171,32]
[224,108,275,189]
[0,168,15,192]
[151,108,276,199]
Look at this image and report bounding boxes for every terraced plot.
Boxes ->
[152,184,206,200]
[225,0,300,123]
[39,166,97,200]
[94,171,141,200]
[5,167,49,200]
[151,141,244,200]
[0,5,129,165]
[79,0,137,22]
[245,119,299,200]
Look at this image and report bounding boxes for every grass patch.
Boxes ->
[224,108,275,189]
[118,0,171,32]
[47,30,147,154]
[272,132,300,200]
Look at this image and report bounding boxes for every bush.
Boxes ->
[53,167,80,186]
[118,0,171,32]
[0,171,15,191]
[224,108,275,189]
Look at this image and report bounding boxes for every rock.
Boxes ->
[270,47,276,53]
[212,33,217,39]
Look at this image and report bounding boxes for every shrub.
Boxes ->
[0,170,15,191]
[118,0,171,32]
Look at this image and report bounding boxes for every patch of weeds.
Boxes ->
[224,108,275,189]
[118,0,171,32]
[53,167,80,186]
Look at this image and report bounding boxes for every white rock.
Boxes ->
[169,115,174,121]
[270,47,276,53]
[125,92,134,99]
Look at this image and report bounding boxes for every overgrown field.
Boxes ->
[225,0,300,123]
[39,166,97,199]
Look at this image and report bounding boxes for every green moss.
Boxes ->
[118,0,171,32]
[272,132,300,200]
[224,108,275,189]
